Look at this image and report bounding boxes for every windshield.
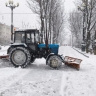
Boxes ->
[15,32,25,43]
[14,31,39,43]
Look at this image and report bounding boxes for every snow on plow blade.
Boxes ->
[0,54,9,59]
[64,56,82,70]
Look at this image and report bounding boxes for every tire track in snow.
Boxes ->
[0,68,62,96]
[60,72,69,96]
[0,68,31,94]
[59,46,88,96]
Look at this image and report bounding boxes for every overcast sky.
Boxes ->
[63,0,76,44]
[0,0,40,29]
[64,0,75,13]
[0,0,75,30]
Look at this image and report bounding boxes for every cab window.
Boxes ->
[35,33,39,42]
[26,33,31,43]
[31,33,34,43]
[15,32,24,43]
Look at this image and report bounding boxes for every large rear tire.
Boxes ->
[47,55,62,69]
[10,47,31,68]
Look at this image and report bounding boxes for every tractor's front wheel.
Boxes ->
[10,47,31,68]
[47,55,62,69]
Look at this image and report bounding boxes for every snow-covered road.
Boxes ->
[0,46,96,96]
[59,46,96,96]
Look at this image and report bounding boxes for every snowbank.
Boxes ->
[0,46,9,55]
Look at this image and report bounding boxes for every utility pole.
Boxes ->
[5,0,19,43]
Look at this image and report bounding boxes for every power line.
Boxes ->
[1,12,96,15]
[1,12,96,14]
[1,13,38,15]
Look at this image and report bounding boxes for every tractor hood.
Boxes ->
[38,44,59,54]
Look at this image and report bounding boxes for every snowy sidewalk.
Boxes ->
[72,47,89,58]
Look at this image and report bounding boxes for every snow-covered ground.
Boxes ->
[0,46,9,55]
[0,46,96,96]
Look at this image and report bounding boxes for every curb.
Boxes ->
[72,47,89,58]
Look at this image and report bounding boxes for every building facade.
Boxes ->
[0,23,11,45]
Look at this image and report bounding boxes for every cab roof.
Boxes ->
[15,29,39,33]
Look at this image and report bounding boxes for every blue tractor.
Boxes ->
[7,29,64,69]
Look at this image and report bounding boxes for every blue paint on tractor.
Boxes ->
[38,44,59,54]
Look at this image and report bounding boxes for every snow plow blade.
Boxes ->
[64,56,82,70]
[0,54,9,59]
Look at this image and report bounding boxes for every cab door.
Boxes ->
[25,32,38,52]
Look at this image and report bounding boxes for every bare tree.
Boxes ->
[69,10,82,48]
[52,1,65,44]
[26,0,65,45]
[78,0,96,53]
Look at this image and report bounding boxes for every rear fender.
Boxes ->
[7,43,27,54]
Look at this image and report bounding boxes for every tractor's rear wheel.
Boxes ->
[10,47,31,68]
[47,55,62,69]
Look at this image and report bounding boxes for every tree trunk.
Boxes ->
[41,17,44,43]
[86,31,90,53]
[93,47,96,55]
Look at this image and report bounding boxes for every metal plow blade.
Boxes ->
[0,54,9,59]
[64,56,82,70]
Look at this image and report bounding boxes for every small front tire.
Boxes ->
[47,55,62,69]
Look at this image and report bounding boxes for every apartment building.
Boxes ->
[0,23,11,45]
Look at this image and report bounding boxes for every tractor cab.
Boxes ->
[14,29,40,52]
[14,29,39,44]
